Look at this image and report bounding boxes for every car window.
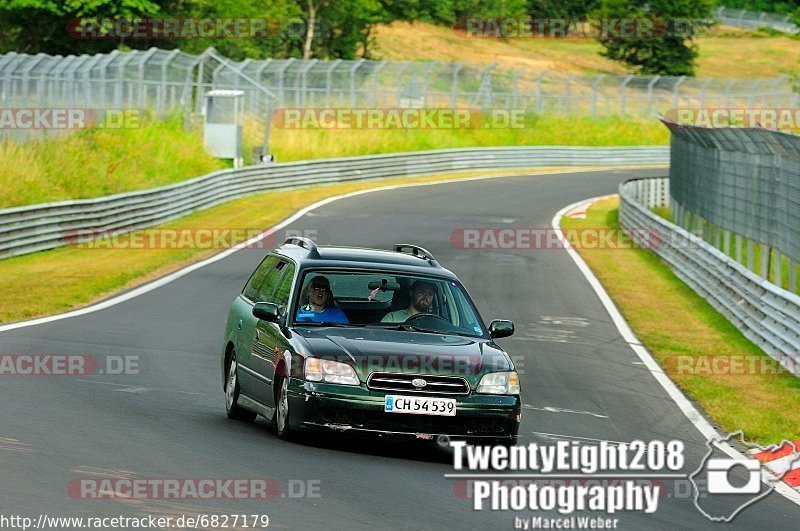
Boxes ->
[272,262,295,312]
[242,256,284,302]
[291,271,486,336]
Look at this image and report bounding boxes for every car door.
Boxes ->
[235,255,281,403]
[253,260,296,409]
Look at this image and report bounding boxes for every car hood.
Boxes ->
[295,326,512,379]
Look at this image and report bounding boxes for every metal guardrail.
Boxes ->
[619,177,800,377]
[663,121,800,295]
[0,146,668,260]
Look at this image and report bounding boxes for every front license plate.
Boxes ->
[384,395,456,416]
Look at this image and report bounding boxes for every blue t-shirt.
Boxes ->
[295,305,349,324]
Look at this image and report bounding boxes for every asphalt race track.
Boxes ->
[1,168,798,529]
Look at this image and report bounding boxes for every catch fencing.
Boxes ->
[619,177,800,377]
[0,146,667,260]
[664,121,800,295]
[715,6,799,33]
[1,47,797,142]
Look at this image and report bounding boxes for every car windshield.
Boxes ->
[292,271,486,337]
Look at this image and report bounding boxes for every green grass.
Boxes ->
[665,210,800,294]
[563,198,799,443]
[1,114,668,207]
[0,115,226,208]
[269,114,668,162]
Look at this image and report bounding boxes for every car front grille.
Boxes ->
[367,372,470,396]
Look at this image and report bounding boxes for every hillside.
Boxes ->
[372,22,800,78]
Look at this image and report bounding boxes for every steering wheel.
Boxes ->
[404,313,450,324]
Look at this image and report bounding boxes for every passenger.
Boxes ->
[295,275,349,324]
[381,279,436,323]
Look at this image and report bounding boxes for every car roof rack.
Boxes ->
[283,237,320,257]
[393,244,439,267]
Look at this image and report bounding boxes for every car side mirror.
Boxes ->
[253,302,281,323]
[489,319,514,339]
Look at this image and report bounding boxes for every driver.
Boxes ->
[381,279,436,323]
[295,275,349,324]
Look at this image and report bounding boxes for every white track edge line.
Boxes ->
[552,195,800,506]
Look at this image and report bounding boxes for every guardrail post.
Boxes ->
[759,244,770,279]
[774,250,783,288]
[735,234,743,263]
[722,229,731,256]
[790,259,798,293]
[747,240,755,271]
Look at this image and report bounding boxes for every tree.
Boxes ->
[595,0,714,76]
[527,0,599,19]
[0,0,160,54]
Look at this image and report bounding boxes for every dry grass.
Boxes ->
[562,197,800,443]
[372,21,800,78]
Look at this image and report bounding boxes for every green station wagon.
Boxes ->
[221,238,521,445]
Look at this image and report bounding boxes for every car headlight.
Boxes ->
[304,358,360,385]
[476,371,520,395]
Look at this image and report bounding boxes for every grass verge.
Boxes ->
[0,167,613,324]
[0,115,226,209]
[562,197,799,443]
[269,114,667,162]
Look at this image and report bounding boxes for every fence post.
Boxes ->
[645,76,659,117]
[512,67,525,110]
[535,70,548,113]
[324,59,340,107]
[450,63,464,108]
[300,58,317,107]
[591,75,604,116]
[672,76,686,109]
[349,59,365,107]
[371,60,387,107]
[422,61,438,107]
[620,74,633,115]
[699,78,713,108]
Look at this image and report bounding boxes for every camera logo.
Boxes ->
[690,430,800,522]
[706,458,761,495]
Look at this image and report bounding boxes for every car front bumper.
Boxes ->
[286,379,521,441]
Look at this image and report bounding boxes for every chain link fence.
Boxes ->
[665,120,800,294]
[715,6,799,33]
[1,47,797,140]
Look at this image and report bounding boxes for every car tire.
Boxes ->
[275,376,299,441]
[225,351,257,422]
